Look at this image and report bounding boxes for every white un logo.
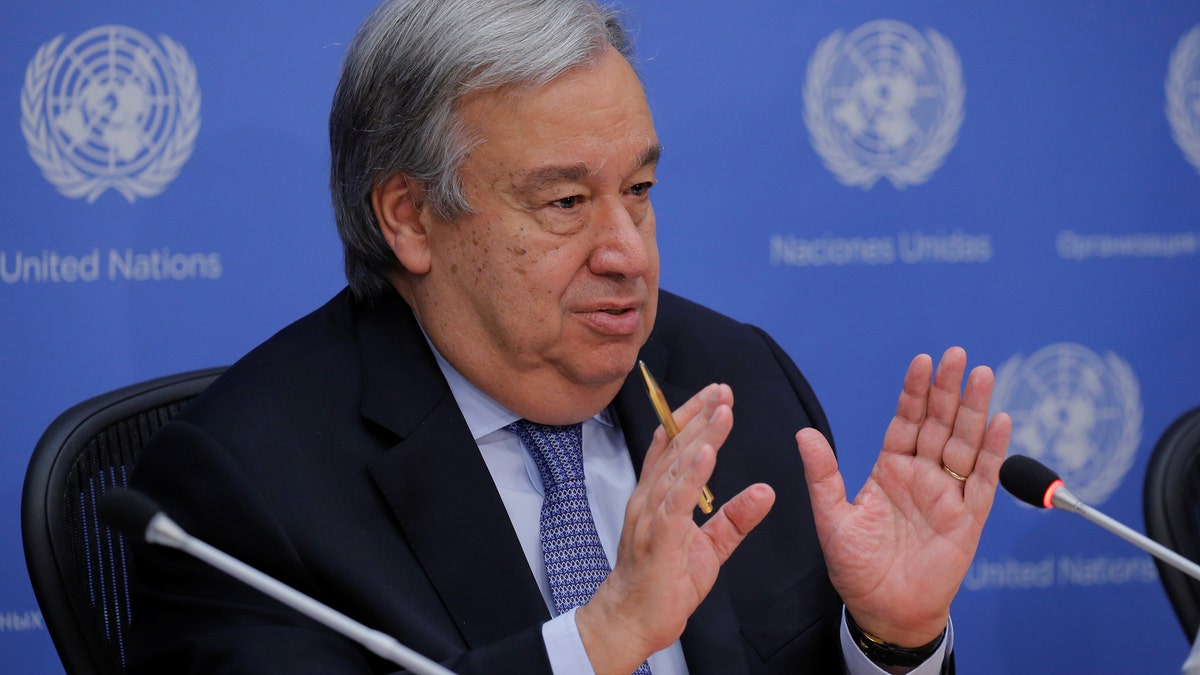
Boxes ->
[1167,25,1200,178]
[20,25,201,203]
[992,343,1142,506]
[803,20,964,190]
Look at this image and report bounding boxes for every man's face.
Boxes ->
[404,47,661,423]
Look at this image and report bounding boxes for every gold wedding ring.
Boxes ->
[942,464,969,482]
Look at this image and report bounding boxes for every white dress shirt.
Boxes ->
[428,346,950,674]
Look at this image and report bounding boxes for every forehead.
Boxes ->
[455,47,659,184]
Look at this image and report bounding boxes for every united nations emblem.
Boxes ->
[1167,25,1200,177]
[992,343,1142,506]
[21,26,201,203]
[803,20,964,189]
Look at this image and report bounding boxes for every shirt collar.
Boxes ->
[422,330,613,442]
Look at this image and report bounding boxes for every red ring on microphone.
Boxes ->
[1043,479,1064,509]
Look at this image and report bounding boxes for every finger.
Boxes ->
[880,353,933,457]
[621,445,698,558]
[660,437,721,518]
[672,384,734,460]
[629,402,732,538]
[796,427,851,540]
[640,385,715,479]
[701,483,776,563]
[631,394,734,531]
[638,426,673,486]
[653,404,731,510]
[940,365,995,480]
[676,383,734,427]
[642,383,730,475]
[914,347,968,462]
[632,428,726,555]
[675,387,734,449]
[965,412,1011,516]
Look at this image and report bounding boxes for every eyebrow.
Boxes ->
[635,142,663,171]
[513,142,663,195]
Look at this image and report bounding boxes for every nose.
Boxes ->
[587,197,655,279]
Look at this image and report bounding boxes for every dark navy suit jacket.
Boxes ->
[127,287,847,673]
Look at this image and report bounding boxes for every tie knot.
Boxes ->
[506,419,585,490]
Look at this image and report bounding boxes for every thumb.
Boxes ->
[796,427,850,527]
[700,483,776,563]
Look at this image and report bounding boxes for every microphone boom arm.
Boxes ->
[1051,485,1200,584]
[145,512,454,675]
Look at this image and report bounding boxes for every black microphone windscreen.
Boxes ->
[98,488,162,538]
[999,455,1061,509]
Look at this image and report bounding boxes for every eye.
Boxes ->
[628,181,655,197]
[550,195,582,209]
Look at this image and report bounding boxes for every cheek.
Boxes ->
[505,245,533,283]
[494,253,575,347]
[512,241,578,288]
[456,221,514,285]
[486,246,563,327]
[642,220,661,278]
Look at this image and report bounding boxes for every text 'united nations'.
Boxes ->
[1,249,222,283]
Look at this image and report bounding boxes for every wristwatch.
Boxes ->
[845,611,946,668]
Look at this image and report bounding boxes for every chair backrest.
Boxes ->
[22,367,225,675]
[1144,406,1200,642]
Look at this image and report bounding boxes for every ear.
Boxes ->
[372,173,433,275]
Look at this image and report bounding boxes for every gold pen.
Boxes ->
[637,361,716,514]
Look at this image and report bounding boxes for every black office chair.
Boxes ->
[22,367,225,675]
[1144,406,1200,642]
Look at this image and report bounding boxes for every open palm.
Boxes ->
[797,347,1012,647]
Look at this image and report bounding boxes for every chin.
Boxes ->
[554,321,651,385]
[597,350,647,384]
[560,344,641,388]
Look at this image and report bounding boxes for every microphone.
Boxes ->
[99,489,454,675]
[999,455,1200,583]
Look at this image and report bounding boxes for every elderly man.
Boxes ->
[127,1,1011,673]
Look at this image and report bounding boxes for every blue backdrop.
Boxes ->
[4,2,1200,672]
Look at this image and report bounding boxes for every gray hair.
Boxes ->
[329,0,634,300]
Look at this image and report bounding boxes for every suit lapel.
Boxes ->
[615,336,751,675]
[356,294,550,647]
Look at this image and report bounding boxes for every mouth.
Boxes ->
[577,302,643,336]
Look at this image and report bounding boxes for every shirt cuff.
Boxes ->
[840,609,954,675]
[541,607,597,675]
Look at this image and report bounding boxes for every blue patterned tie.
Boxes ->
[507,420,652,675]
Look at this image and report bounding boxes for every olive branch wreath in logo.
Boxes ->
[1167,25,1200,178]
[803,24,964,190]
[20,29,201,203]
